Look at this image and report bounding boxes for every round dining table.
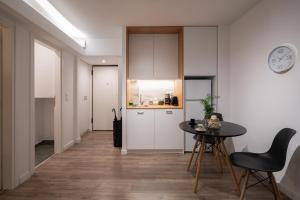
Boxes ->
[179,120,247,193]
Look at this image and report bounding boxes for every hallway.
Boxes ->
[0,132,288,200]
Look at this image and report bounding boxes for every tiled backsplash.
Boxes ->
[128,80,175,105]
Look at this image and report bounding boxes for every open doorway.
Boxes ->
[92,65,119,131]
[34,40,61,166]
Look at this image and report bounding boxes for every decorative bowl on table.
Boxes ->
[195,124,206,132]
[207,115,221,129]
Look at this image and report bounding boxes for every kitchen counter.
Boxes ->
[127,105,182,109]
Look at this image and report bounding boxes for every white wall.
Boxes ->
[35,98,54,144]
[62,51,75,150]
[0,8,79,189]
[121,27,127,154]
[217,25,230,120]
[14,25,32,185]
[229,0,300,198]
[34,41,55,98]
[84,38,122,56]
[34,41,57,144]
[77,59,92,136]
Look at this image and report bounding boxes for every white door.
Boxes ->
[184,79,212,151]
[93,67,118,130]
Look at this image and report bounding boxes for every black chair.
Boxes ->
[230,128,296,200]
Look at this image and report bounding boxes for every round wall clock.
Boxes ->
[268,44,297,73]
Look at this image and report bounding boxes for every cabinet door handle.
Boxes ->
[166,110,173,114]
[137,112,144,115]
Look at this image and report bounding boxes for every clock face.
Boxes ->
[268,46,296,73]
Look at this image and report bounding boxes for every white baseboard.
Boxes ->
[63,140,74,151]
[75,137,81,143]
[35,139,43,145]
[80,129,90,136]
[35,138,54,145]
[18,171,31,185]
[121,148,127,155]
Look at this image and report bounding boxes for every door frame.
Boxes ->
[92,65,118,131]
[0,19,14,189]
[0,24,2,191]
[30,37,62,170]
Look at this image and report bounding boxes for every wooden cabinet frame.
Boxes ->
[126,26,184,109]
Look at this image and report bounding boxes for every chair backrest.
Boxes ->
[211,113,223,121]
[268,128,296,170]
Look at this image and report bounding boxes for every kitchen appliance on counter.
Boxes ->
[164,93,171,105]
[184,78,212,151]
[171,96,178,106]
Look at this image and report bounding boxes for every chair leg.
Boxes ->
[216,142,227,166]
[240,170,250,200]
[219,138,241,194]
[268,172,282,200]
[213,144,223,173]
[194,137,206,193]
[187,136,200,171]
[238,169,246,186]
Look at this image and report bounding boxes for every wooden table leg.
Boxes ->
[213,143,223,173]
[194,147,201,171]
[219,138,241,194]
[193,136,206,193]
[187,135,200,171]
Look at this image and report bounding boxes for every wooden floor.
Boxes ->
[0,131,289,200]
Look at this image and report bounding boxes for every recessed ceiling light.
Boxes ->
[23,0,86,48]
[101,59,106,64]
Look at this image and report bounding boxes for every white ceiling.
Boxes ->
[1,0,261,63]
[49,0,261,39]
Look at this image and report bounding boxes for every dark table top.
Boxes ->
[179,120,247,138]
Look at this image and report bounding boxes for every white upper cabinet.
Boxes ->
[128,34,179,79]
[129,34,154,79]
[154,34,178,79]
[184,27,217,76]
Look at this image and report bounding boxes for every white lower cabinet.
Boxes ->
[127,109,184,150]
[155,109,184,149]
[127,110,155,149]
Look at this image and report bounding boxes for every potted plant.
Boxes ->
[200,95,216,120]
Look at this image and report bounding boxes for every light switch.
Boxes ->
[84,96,88,101]
[65,93,69,101]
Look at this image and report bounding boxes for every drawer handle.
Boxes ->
[137,112,144,115]
[166,111,173,114]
